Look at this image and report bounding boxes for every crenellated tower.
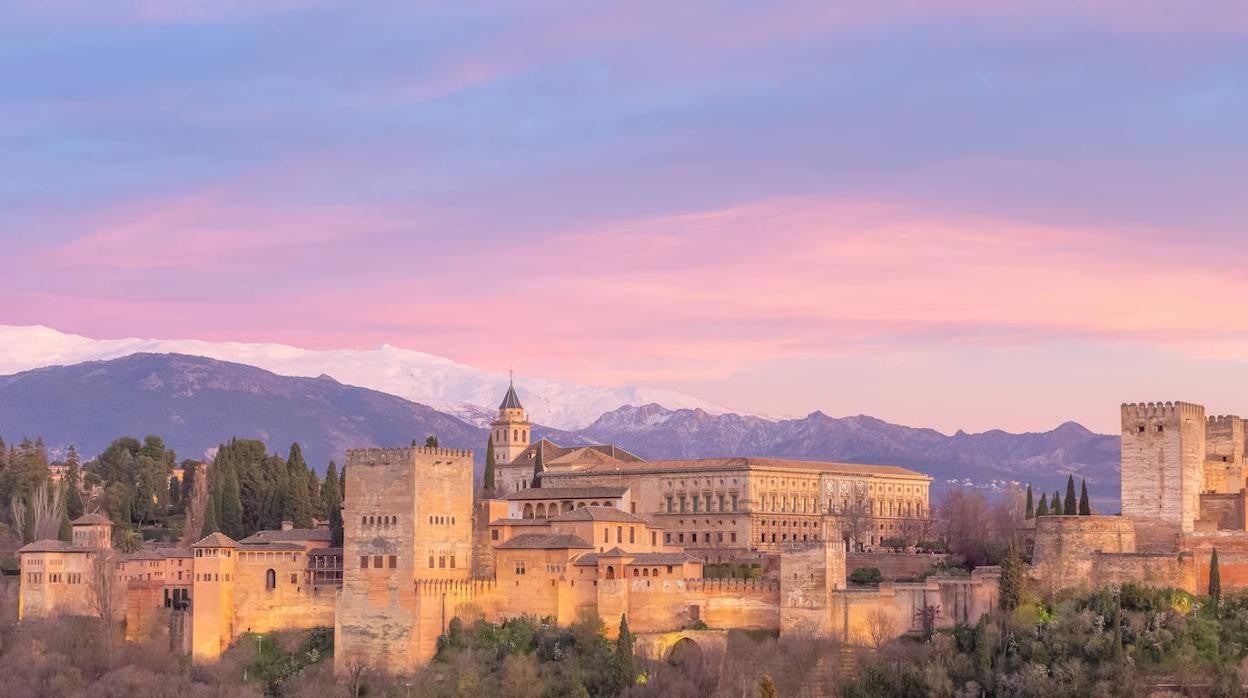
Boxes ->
[490,375,531,465]
[1121,401,1206,550]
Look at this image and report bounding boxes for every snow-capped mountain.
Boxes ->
[0,325,733,430]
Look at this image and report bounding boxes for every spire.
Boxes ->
[500,373,523,410]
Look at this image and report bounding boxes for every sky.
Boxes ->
[2,1,1247,434]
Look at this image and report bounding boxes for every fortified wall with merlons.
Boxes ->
[1031,401,1248,595]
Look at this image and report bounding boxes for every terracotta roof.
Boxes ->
[238,542,305,551]
[309,547,343,556]
[122,548,166,561]
[549,507,653,524]
[18,539,85,554]
[71,513,112,526]
[600,546,630,557]
[628,552,702,565]
[573,553,600,566]
[161,548,194,558]
[503,486,628,501]
[193,532,238,548]
[495,533,594,550]
[489,518,552,527]
[239,528,331,544]
[505,440,643,468]
[573,456,931,480]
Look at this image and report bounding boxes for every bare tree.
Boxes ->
[345,656,371,698]
[838,497,873,551]
[10,481,66,543]
[87,549,119,649]
[914,604,941,641]
[864,608,898,649]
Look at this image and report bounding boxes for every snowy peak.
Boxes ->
[0,325,734,430]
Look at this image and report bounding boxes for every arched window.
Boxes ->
[606,565,616,580]
[642,568,649,577]
[265,569,276,591]
[513,429,518,440]
[536,503,547,518]
[633,568,640,577]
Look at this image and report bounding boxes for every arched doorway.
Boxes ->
[668,637,702,666]
[606,565,616,579]
[523,503,534,519]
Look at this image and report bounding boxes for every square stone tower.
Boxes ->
[1204,414,1245,494]
[1121,402,1206,551]
[335,445,473,675]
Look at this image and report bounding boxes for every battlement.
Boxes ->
[1121,401,1206,424]
[346,446,473,466]
[1209,415,1243,426]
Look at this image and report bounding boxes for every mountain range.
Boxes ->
[0,325,733,430]
[0,352,1122,506]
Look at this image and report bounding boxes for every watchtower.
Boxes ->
[490,377,531,465]
[1121,402,1206,550]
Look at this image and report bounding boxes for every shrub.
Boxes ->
[848,567,883,586]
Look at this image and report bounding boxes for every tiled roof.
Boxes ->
[573,553,600,566]
[238,542,305,551]
[239,528,332,544]
[309,547,343,556]
[122,548,166,561]
[18,539,85,554]
[193,532,238,548]
[574,457,931,480]
[628,552,702,565]
[71,513,112,526]
[500,382,523,410]
[599,546,630,557]
[549,507,653,524]
[495,533,594,550]
[489,518,553,527]
[502,486,628,501]
[505,440,643,468]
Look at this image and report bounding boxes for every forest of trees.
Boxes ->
[0,432,345,566]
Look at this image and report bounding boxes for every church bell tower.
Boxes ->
[491,375,531,464]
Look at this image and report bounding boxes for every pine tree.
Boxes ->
[1079,479,1091,515]
[1210,548,1222,608]
[1024,484,1034,520]
[1064,475,1077,515]
[615,614,636,688]
[483,436,497,495]
[425,435,439,448]
[1036,493,1049,517]
[322,461,344,547]
[531,444,544,489]
[999,542,1023,612]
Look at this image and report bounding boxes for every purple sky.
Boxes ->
[3,1,1248,433]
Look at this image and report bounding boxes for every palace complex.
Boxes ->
[19,381,1006,675]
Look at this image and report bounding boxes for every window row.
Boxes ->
[362,515,398,528]
[427,515,455,525]
[360,555,399,569]
[196,572,232,582]
[666,494,739,513]
[428,555,457,569]
[665,531,738,545]
[759,532,818,543]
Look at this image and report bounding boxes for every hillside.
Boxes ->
[0,353,483,472]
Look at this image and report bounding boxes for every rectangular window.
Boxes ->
[730,532,737,543]
[429,556,435,568]
[693,497,700,512]
[388,555,397,569]
[629,527,635,544]
[373,555,383,568]
[717,532,723,542]
[731,494,738,511]
[718,494,725,511]
[291,573,298,584]
[360,556,368,569]
[603,529,609,543]
[691,533,697,543]
[678,533,684,543]
[651,531,656,546]
[680,497,687,513]
[491,530,499,540]
[617,526,623,543]
[450,556,456,568]
[666,497,673,513]
[706,495,712,511]
[665,533,672,544]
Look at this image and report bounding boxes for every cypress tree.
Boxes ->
[425,435,439,448]
[1024,484,1034,520]
[1053,490,1063,516]
[1079,479,1091,515]
[615,614,636,688]
[483,436,497,495]
[57,511,72,542]
[1064,475,1077,515]
[531,444,544,489]
[1210,548,1222,608]
[63,446,85,521]
[322,461,344,547]
[999,542,1023,612]
[285,443,314,528]
[181,460,198,505]
[1036,493,1049,517]
[220,462,244,539]
[200,492,220,537]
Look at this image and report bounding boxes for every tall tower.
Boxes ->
[491,375,531,464]
[1121,402,1206,551]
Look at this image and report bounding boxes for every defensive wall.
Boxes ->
[846,552,944,580]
